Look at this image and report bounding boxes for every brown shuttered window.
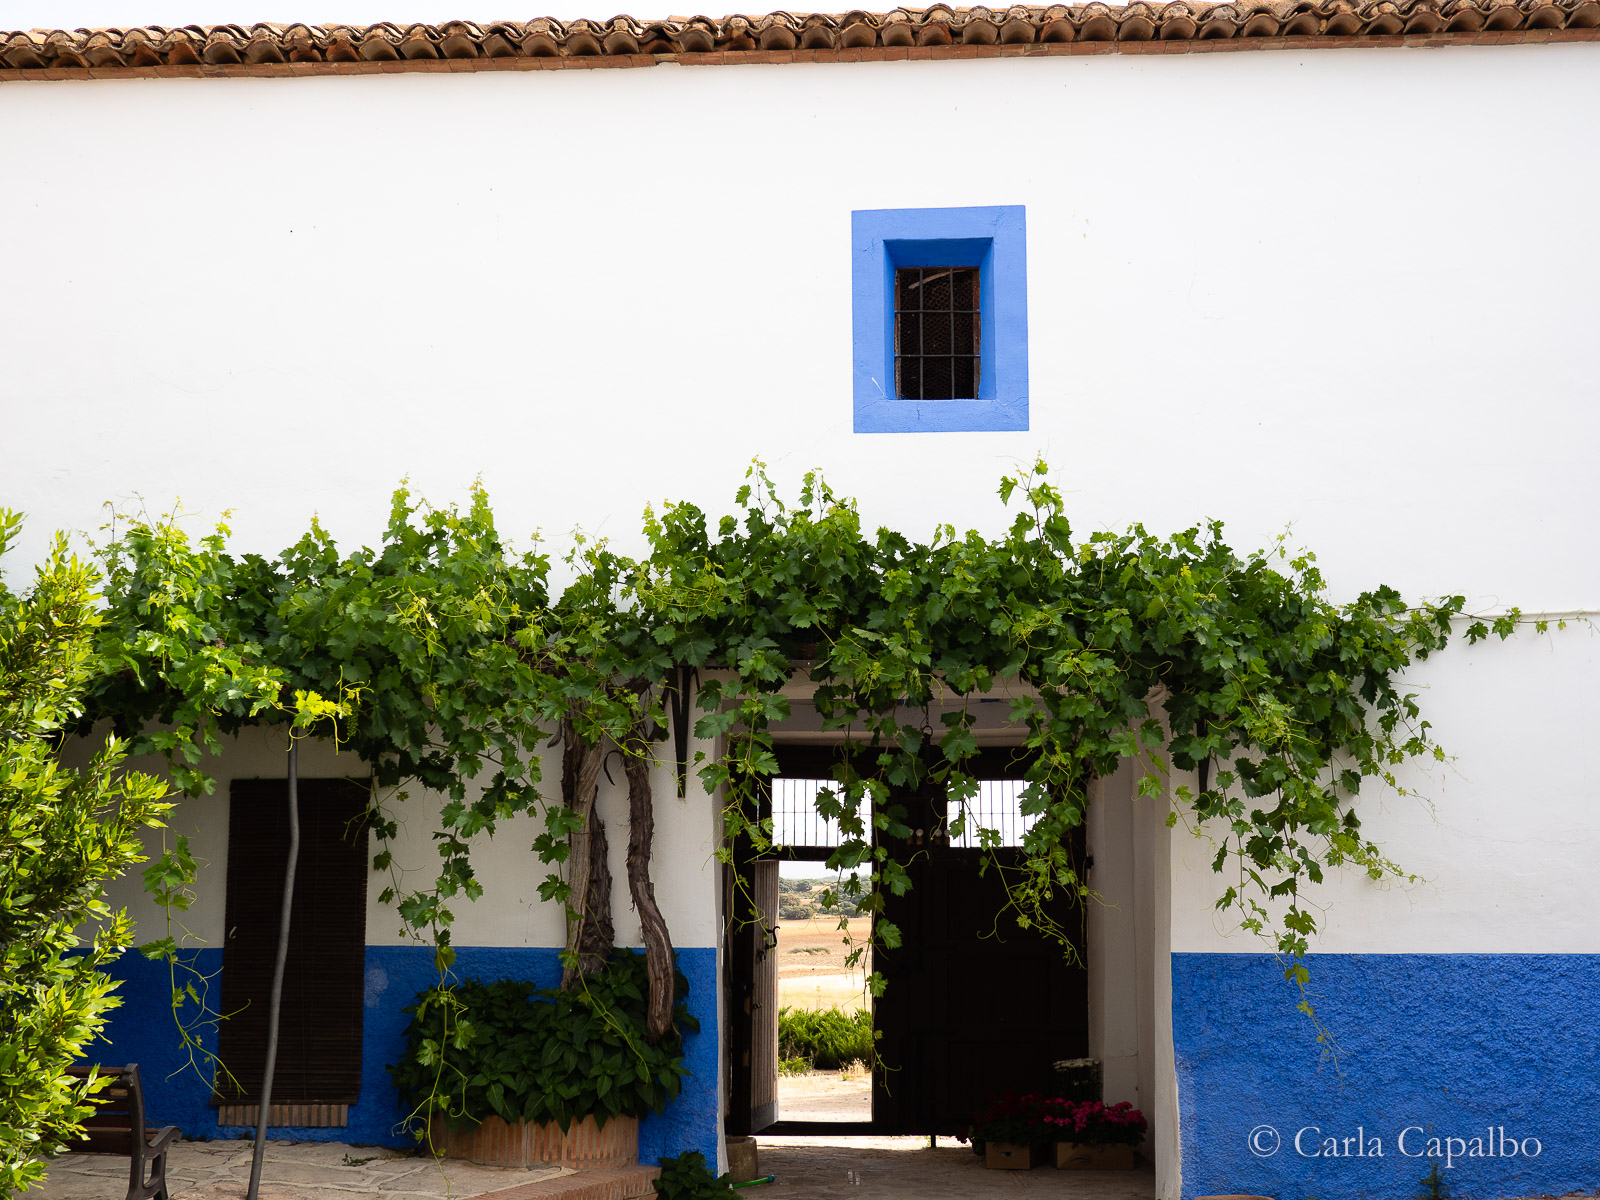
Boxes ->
[216,778,370,1106]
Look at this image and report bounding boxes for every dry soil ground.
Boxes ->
[776,914,873,1012]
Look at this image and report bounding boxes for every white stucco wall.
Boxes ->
[8,42,1598,962]
[1088,753,1183,1198]
[97,726,725,951]
[1168,621,1600,955]
[3,46,1596,604]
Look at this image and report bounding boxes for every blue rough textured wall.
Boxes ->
[637,948,719,1168]
[96,944,719,1165]
[95,948,227,1142]
[1173,953,1600,1200]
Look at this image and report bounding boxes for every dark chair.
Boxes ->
[61,1064,180,1200]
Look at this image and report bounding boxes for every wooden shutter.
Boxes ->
[749,859,779,1131]
[727,858,780,1134]
[216,778,369,1106]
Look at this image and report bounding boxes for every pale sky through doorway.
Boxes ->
[780,859,866,881]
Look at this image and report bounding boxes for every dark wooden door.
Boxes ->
[217,778,369,1105]
[749,860,779,1129]
[872,750,1089,1134]
[726,859,780,1133]
[873,845,1088,1133]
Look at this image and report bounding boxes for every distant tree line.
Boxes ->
[777,876,871,920]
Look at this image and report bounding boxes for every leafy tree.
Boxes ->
[0,511,170,1193]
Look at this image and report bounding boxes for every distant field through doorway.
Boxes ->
[776,862,872,1122]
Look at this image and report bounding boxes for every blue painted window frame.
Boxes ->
[852,205,1028,434]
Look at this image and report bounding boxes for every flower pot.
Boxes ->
[430,1114,639,1169]
[985,1142,1045,1170]
[1054,1141,1138,1170]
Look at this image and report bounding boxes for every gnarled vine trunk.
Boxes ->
[560,718,609,989]
[578,802,614,976]
[621,722,675,1042]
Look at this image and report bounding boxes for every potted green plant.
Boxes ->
[652,1151,738,1198]
[1046,1099,1147,1169]
[390,952,698,1169]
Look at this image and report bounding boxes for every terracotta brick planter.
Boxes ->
[1054,1141,1138,1169]
[431,1114,639,1169]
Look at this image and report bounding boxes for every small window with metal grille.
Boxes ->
[946,778,1041,849]
[894,267,981,401]
[852,205,1027,433]
[771,776,862,849]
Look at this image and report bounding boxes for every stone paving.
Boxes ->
[38,1135,1154,1200]
[749,1139,1599,1200]
[753,1135,1159,1199]
[34,1139,571,1200]
[38,1134,1600,1200]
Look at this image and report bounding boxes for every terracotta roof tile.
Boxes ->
[3,1,1596,78]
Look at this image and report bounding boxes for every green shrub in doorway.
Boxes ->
[1050,1057,1103,1103]
[653,1151,737,1199]
[777,1005,873,1070]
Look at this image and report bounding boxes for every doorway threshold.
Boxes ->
[758,1120,880,1136]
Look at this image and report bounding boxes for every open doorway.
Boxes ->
[725,760,877,1135]
[774,855,873,1124]
[726,746,1088,1138]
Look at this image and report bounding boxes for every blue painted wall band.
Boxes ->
[94,945,719,1166]
[1172,953,1600,1200]
[851,205,1029,434]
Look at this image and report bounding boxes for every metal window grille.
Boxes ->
[947,779,1041,849]
[772,777,863,848]
[894,266,981,400]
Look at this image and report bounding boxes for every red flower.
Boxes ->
[970,1095,1147,1149]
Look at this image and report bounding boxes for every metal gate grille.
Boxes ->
[947,778,1043,848]
[771,776,864,848]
